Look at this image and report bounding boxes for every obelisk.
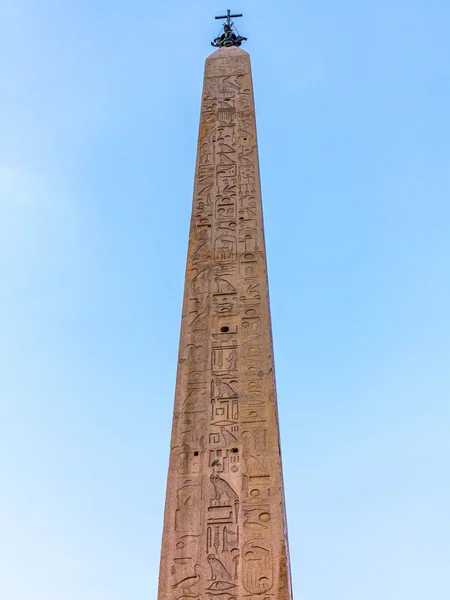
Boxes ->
[158,13,292,600]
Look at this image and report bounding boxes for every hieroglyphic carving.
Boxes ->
[215,236,237,263]
[175,479,204,534]
[211,397,238,426]
[242,539,273,593]
[171,563,202,595]
[158,46,292,600]
[208,554,233,581]
[242,488,272,532]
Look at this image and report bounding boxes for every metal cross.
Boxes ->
[215,9,243,28]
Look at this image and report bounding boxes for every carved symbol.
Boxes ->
[225,527,239,552]
[248,379,263,394]
[239,155,256,181]
[175,480,203,533]
[240,406,266,426]
[180,344,207,366]
[209,449,229,473]
[213,378,238,398]
[242,540,273,594]
[208,554,232,582]
[198,165,215,184]
[242,488,272,531]
[175,533,202,561]
[239,233,257,252]
[241,283,260,303]
[217,202,236,221]
[218,221,237,234]
[211,398,238,426]
[242,429,267,452]
[206,581,236,593]
[207,505,234,525]
[219,142,236,154]
[183,387,208,408]
[222,74,244,91]
[213,295,236,314]
[226,350,237,371]
[191,267,209,294]
[215,236,236,263]
[213,315,238,336]
[243,507,271,531]
[218,183,236,196]
[216,125,234,145]
[212,348,238,373]
[193,241,212,263]
[220,425,238,446]
[210,474,238,502]
[208,503,234,524]
[240,252,258,277]
[217,107,236,125]
[196,217,212,239]
[237,126,255,147]
[241,308,261,335]
[180,407,207,438]
[188,296,210,331]
[232,550,239,579]
[239,181,256,195]
[214,277,236,294]
[208,425,238,449]
[242,451,270,480]
[177,444,202,475]
[171,564,202,594]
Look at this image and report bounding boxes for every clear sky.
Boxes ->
[1,1,449,598]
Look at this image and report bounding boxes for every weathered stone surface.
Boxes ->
[158,46,293,600]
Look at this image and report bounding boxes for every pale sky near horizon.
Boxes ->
[1,1,449,599]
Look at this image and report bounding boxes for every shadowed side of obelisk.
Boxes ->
[158,45,292,600]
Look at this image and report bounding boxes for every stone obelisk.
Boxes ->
[158,13,292,600]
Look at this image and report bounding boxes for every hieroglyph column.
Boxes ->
[158,46,293,600]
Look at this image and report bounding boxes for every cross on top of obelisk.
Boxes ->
[211,9,248,48]
[215,9,242,27]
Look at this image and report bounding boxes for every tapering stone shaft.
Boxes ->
[158,46,292,600]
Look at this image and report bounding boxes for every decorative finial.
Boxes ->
[211,9,247,48]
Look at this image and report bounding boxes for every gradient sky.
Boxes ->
[1,1,449,599]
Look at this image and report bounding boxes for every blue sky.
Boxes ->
[1,0,449,598]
